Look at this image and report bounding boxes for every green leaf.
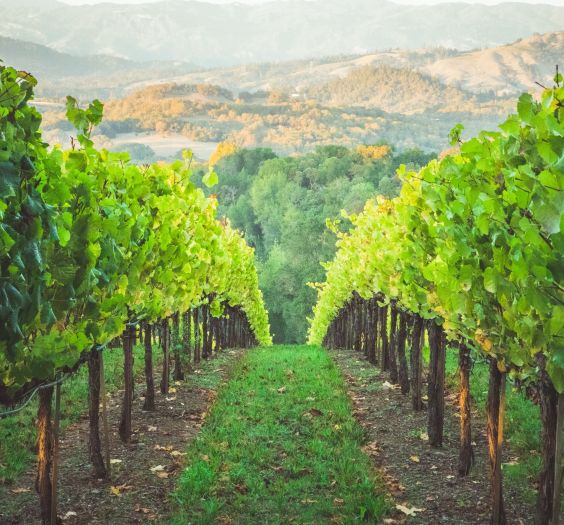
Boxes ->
[548,348,564,394]
[66,151,87,172]
[483,267,497,293]
[517,93,534,124]
[202,170,218,188]
[0,161,19,199]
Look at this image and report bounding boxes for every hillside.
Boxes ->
[126,48,463,94]
[40,79,505,156]
[306,65,483,114]
[131,31,563,98]
[0,35,195,98]
[423,31,564,95]
[0,0,562,65]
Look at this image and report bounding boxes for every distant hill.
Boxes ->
[422,31,564,95]
[306,65,480,114]
[0,0,562,66]
[0,35,195,98]
[132,31,563,98]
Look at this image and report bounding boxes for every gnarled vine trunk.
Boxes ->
[458,342,474,476]
[397,311,410,394]
[143,323,155,411]
[36,386,54,525]
[410,314,424,411]
[486,358,507,525]
[427,321,445,446]
[88,348,106,478]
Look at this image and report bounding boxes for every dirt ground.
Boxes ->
[330,348,534,525]
[0,349,245,525]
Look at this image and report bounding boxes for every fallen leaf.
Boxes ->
[63,511,78,520]
[11,487,31,494]
[157,472,169,479]
[277,386,287,393]
[396,504,425,516]
[300,498,318,504]
[110,459,122,465]
[419,432,429,442]
[409,455,420,463]
[201,454,210,462]
[155,444,171,451]
[110,486,122,497]
[148,425,157,432]
[171,450,187,457]
[333,498,344,506]
[169,387,177,393]
[150,465,165,472]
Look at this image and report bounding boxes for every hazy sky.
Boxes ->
[60,0,564,5]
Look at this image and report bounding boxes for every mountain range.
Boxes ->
[0,35,195,98]
[126,31,564,97]
[2,29,562,100]
[0,0,563,66]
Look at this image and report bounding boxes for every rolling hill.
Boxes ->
[128,31,563,98]
[0,0,562,66]
[0,35,195,98]
[422,31,564,96]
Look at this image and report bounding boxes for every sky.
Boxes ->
[60,0,564,5]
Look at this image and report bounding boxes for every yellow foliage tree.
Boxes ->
[355,144,391,160]
[209,141,238,167]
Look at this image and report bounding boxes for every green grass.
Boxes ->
[445,350,541,503]
[0,344,146,484]
[168,345,389,525]
[188,350,242,390]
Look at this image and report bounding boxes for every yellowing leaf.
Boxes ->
[395,504,425,516]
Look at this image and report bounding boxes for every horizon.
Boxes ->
[58,0,564,6]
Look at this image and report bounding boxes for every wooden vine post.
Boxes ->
[427,322,445,447]
[36,386,54,525]
[410,315,424,411]
[119,322,135,443]
[487,359,507,525]
[88,348,107,478]
[552,393,564,525]
[50,380,61,525]
[397,311,410,394]
[143,323,155,411]
[458,342,473,476]
[388,302,399,384]
[172,312,184,380]
[100,351,111,477]
[160,318,170,395]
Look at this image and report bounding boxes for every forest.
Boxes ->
[192,144,435,342]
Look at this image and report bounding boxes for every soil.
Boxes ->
[329,348,534,525]
[0,349,245,525]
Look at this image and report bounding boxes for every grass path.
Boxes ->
[168,345,388,525]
